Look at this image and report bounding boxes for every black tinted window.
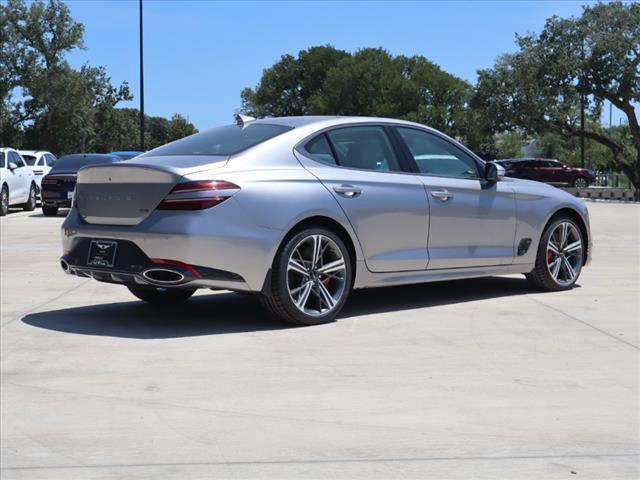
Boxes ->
[50,155,119,173]
[0,152,5,169]
[142,123,292,157]
[22,154,37,165]
[326,126,401,172]
[304,135,337,165]
[397,127,478,178]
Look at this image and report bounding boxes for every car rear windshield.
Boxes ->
[49,155,120,174]
[22,154,38,165]
[141,123,293,157]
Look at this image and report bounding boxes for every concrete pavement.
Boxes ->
[1,202,638,479]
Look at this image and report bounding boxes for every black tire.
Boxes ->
[572,176,588,189]
[127,286,196,305]
[42,205,59,216]
[261,226,353,326]
[0,185,8,216]
[22,183,37,211]
[526,215,584,291]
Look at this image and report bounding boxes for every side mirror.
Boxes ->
[8,162,18,171]
[485,162,505,182]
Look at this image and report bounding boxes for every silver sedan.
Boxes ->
[61,116,591,325]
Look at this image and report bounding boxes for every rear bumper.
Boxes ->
[61,238,245,290]
[43,199,72,208]
[60,198,284,291]
[42,190,72,207]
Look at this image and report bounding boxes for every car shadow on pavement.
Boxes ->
[21,276,553,339]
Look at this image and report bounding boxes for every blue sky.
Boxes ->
[66,0,622,130]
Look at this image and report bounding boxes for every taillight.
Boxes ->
[157,180,240,211]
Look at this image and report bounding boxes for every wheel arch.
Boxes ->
[261,215,359,295]
[545,207,590,264]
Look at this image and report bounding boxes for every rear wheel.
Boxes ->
[261,227,352,325]
[526,216,584,291]
[42,205,58,216]
[127,286,196,305]
[0,185,8,216]
[572,176,588,189]
[22,183,36,211]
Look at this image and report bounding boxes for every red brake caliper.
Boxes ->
[547,250,554,264]
[322,277,331,289]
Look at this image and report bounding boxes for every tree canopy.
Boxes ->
[242,46,472,140]
[1,0,197,154]
[473,1,640,189]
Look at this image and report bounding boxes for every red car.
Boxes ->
[496,158,596,189]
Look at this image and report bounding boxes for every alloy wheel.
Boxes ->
[286,234,347,317]
[1,188,8,213]
[573,177,588,189]
[546,222,583,286]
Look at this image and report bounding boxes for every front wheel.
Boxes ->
[0,185,8,216]
[261,227,352,325]
[127,286,196,305]
[22,183,36,211]
[526,216,584,291]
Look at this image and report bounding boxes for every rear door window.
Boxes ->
[325,126,401,172]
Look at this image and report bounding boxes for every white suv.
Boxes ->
[18,150,57,195]
[1,148,37,216]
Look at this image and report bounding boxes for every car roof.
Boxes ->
[60,153,120,161]
[18,150,50,155]
[250,115,434,129]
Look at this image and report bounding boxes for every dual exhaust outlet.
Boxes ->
[60,258,185,284]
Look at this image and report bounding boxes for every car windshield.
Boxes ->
[141,123,293,157]
[21,154,38,165]
[49,155,119,174]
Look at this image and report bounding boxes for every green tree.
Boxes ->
[473,1,640,192]
[241,46,472,140]
[1,0,131,153]
[495,132,526,159]
[168,113,197,142]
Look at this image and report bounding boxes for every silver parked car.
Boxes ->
[60,116,591,325]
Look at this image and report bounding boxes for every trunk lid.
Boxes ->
[75,156,227,226]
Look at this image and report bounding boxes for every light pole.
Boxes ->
[139,0,145,151]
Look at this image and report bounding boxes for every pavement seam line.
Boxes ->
[2,453,639,471]
[0,279,90,329]
[527,295,639,351]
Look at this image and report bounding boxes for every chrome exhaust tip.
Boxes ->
[142,268,185,284]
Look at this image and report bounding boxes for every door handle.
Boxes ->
[431,189,454,201]
[333,184,362,197]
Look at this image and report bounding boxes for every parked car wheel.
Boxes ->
[0,185,8,216]
[572,177,588,189]
[22,183,37,211]
[261,227,352,325]
[526,216,584,291]
[127,286,196,304]
[42,205,59,216]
